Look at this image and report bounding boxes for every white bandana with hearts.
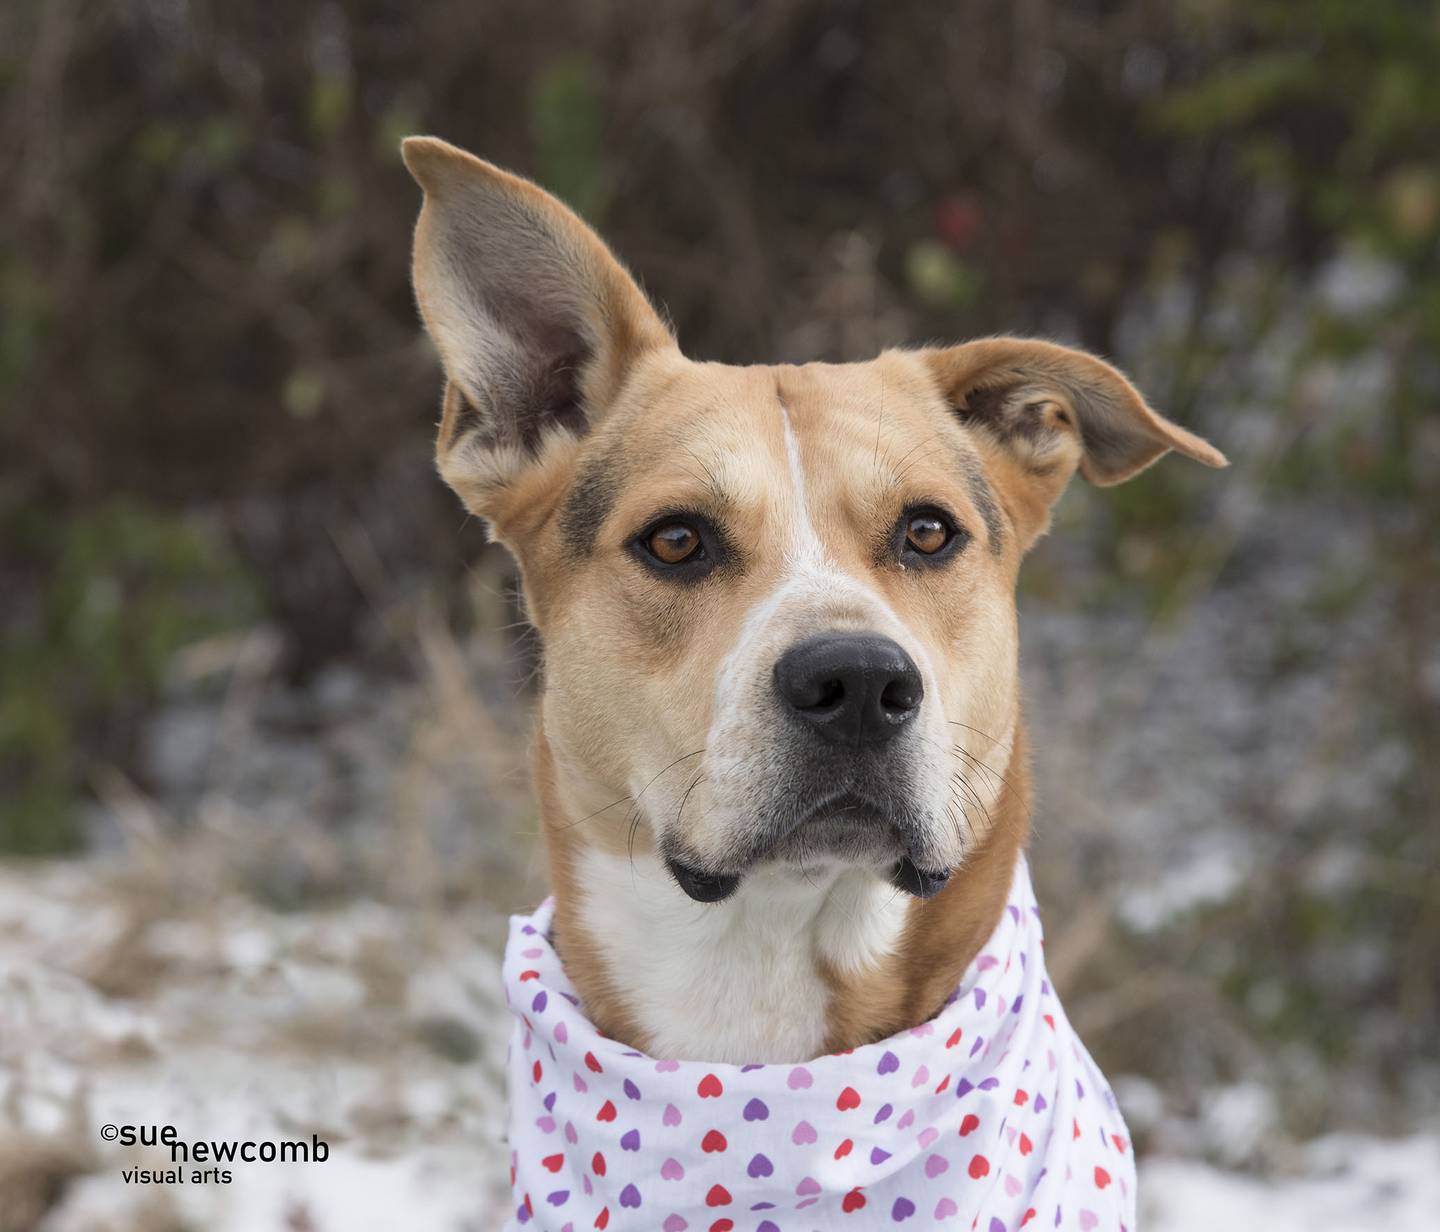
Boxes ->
[501,856,1135,1232]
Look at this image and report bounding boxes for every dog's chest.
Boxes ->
[576,848,907,1062]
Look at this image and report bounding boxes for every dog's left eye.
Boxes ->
[905,514,951,555]
[892,506,965,566]
[643,520,704,566]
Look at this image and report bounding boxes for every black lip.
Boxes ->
[891,856,951,899]
[665,856,741,904]
[747,789,934,872]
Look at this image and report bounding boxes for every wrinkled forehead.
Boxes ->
[566,353,1004,552]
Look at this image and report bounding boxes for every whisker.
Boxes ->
[555,746,705,836]
[552,794,632,832]
[942,795,968,849]
[675,771,707,827]
[947,719,1014,753]
[948,770,991,833]
[951,744,1027,814]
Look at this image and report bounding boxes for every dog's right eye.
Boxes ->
[642,519,704,566]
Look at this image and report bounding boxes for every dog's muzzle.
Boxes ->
[663,632,951,904]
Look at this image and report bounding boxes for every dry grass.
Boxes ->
[0,1134,93,1232]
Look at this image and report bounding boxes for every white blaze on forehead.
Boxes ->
[778,396,828,570]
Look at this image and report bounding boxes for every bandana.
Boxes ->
[501,857,1134,1231]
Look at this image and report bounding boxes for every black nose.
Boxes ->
[774,633,924,747]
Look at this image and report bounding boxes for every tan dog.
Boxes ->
[402,136,1225,1066]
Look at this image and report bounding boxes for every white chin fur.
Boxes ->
[576,845,907,1062]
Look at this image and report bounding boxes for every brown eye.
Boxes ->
[905,514,950,555]
[647,521,702,565]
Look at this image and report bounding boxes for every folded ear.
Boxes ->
[402,136,674,522]
[922,337,1226,546]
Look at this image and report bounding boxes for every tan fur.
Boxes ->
[401,136,1227,1058]
[821,725,1032,1049]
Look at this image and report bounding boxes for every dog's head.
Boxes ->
[403,137,1226,903]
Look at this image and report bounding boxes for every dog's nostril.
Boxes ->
[788,673,844,712]
[804,677,845,712]
[880,677,921,715]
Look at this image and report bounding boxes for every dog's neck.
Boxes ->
[533,722,1031,1064]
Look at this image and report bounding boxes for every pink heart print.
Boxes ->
[500,856,1135,1230]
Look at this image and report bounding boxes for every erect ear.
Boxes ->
[922,337,1226,546]
[401,136,674,525]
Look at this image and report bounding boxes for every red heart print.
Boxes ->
[1112,1134,1129,1153]
[542,1154,564,1173]
[968,1154,990,1179]
[585,1051,604,1073]
[959,1114,980,1136]
[594,1208,609,1230]
[519,970,540,982]
[1022,1209,1037,1226]
[1095,1167,1112,1190]
[698,1074,723,1098]
[1014,1088,1029,1106]
[1019,1132,1033,1156]
[597,1101,617,1122]
[705,1184,732,1207]
[592,1152,606,1176]
[834,1138,854,1160]
[532,1061,543,1083]
[935,1075,951,1094]
[842,1188,867,1214]
[702,1129,727,1153]
[836,1086,861,1111]
[946,1027,963,1048]
[709,1222,735,1232]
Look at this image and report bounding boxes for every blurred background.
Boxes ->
[2,1,1437,1228]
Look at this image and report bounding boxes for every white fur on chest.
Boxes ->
[575,846,908,1062]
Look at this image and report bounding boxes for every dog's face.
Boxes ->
[403,138,1225,902]
[516,353,1023,902]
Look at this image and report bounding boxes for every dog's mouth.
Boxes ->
[663,858,742,904]
[663,791,951,905]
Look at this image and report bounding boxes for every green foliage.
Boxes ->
[0,261,53,394]
[530,57,607,222]
[904,241,984,311]
[308,76,353,143]
[1156,50,1316,135]
[1157,1,1440,322]
[0,502,259,854]
[1096,0,1440,605]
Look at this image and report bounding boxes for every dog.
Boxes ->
[401,136,1225,1231]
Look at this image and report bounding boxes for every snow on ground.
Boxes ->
[0,858,513,1230]
[4,853,1438,1231]
[1141,1135,1440,1232]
